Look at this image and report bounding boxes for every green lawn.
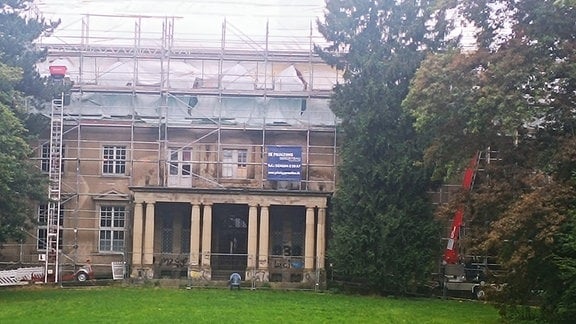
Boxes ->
[0,287,500,323]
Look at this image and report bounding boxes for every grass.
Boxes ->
[0,286,500,323]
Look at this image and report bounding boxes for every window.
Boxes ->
[41,143,50,172]
[103,146,126,175]
[37,204,63,250]
[99,206,126,252]
[222,149,248,178]
[169,148,191,176]
[41,143,65,173]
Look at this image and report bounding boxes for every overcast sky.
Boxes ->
[36,0,326,18]
[34,0,328,50]
[33,1,475,51]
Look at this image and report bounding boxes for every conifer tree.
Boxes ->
[317,0,451,294]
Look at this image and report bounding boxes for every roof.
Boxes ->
[62,92,337,129]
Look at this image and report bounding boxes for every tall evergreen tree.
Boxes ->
[317,0,452,294]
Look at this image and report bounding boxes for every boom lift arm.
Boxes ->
[443,152,479,265]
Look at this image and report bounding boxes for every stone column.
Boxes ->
[257,205,270,282]
[142,202,155,278]
[316,207,326,270]
[201,204,212,277]
[188,203,203,280]
[131,202,144,277]
[246,205,258,280]
[304,207,316,270]
[189,204,201,267]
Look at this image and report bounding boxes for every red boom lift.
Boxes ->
[443,152,479,264]
[440,152,489,299]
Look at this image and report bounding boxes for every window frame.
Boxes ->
[222,148,248,179]
[98,205,126,253]
[168,147,192,177]
[102,145,127,175]
[41,143,65,173]
[37,204,64,251]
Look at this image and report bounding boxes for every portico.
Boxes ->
[130,188,328,284]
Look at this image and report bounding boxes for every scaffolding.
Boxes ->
[38,14,340,98]
[2,14,340,284]
[37,13,341,189]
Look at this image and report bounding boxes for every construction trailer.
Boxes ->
[0,14,341,287]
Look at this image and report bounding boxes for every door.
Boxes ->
[168,147,192,187]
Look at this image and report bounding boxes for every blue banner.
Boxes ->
[266,146,302,181]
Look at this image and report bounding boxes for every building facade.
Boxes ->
[0,15,340,286]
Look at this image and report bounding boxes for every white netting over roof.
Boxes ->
[35,0,328,51]
[34,0,339,129]
[64,93,337,128]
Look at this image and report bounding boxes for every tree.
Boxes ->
[0,62,46,244]
[317,0,452,294]
[1,0,61,136]
[0,0,51,244]
[0,0,56,101]
[403,0,576,321]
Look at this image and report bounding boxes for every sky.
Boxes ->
[34,0,328,50]
[33,0,477,52]
[35,0,326,18]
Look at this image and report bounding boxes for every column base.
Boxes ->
[188,267,211,281]
[131,266,154,279]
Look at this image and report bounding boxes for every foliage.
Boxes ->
[0,99,46,243]
[0,0,58,102]
[317,0,453,294]
[0,0,60,136]
[0,0,49,244]
[0,287,501,323]
[403,0,576,321]
[0,60,23,105]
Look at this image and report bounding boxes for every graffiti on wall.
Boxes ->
[159,256,189,268]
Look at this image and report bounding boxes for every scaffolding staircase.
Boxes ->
[45,94,64,283]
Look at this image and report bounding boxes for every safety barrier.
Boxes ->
[0,267,45,286]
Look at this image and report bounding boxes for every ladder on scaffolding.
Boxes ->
[45,94,64,283]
